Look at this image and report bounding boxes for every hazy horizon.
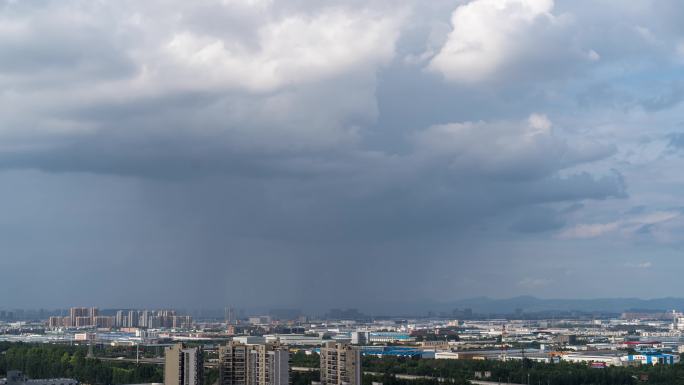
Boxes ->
[8,295,684,317]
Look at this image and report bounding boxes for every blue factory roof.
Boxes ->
[369,332,412,340]
[361,346,423,357]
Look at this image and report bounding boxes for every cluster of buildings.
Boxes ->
[12,305,684,385]
[47,307,192,330]
[115,309,192,329]
[159,313,684,385]
[217,341,289,385]
[430,347,680,367]
[220,316,684,368]
[39,307,684,369]
[47,307,113,329]
[165,342,361,385]
[9,305,684,385]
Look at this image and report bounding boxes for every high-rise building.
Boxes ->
[225,307,237,325]
[75,316,92,327]
[116,310,126,328]
[173,315,193,329]
[350,331,369,345]
[320,343,361,385]
[249,343,289,385]
[674,316,684,330]
[94,316,114,328]
[219,341,248,385]
[164,343,204,385]
[159,309,177,328]
[46,308,108,330]
[62,307,98,328]
[111,309,191,330]
[218,341,289,385]
[69,307,90,327]
[140,310,151,328]
[48,317,62,329]
[69,307,87,319]
[128,310,139,328]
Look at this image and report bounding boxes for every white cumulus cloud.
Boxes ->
[159,7,404,92]
[413,113,613,179]
[428,0,554,82]
[427,0,592,84]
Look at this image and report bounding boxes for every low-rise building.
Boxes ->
[562,352,623,366]
[369,332,412,343]
[623,352,680,365]
[2,371,77,385]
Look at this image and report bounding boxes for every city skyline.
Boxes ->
[13,297,684,320]
[2,0,684,308]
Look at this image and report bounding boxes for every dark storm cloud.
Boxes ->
[510,207,566,233]
[2,0,684,310]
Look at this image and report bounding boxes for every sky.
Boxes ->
[2,0,684,312]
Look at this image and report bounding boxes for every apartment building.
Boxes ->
[218,341,289,385]
[320,343,361,385]
[164,343,204,385]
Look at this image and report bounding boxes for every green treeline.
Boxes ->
[291,368,457,385]
[364,356,636,385]
[362,373,466,385]
[292,371,319,385]
[0,342,163,385]
[291,351,320,368]
[363,355,684,385]
[287,349,684,385]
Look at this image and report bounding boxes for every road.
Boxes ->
[98,356,163,365]
[470,381,524,385]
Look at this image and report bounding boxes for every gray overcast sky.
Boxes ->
[1,0,684,311]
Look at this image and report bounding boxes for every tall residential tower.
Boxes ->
[218,341,289,385]
[320,343,361,385]
[164,343,204,385]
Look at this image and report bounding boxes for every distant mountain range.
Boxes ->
[416,296,684,315]
[333,296,684,317]
[451,296,684,313]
